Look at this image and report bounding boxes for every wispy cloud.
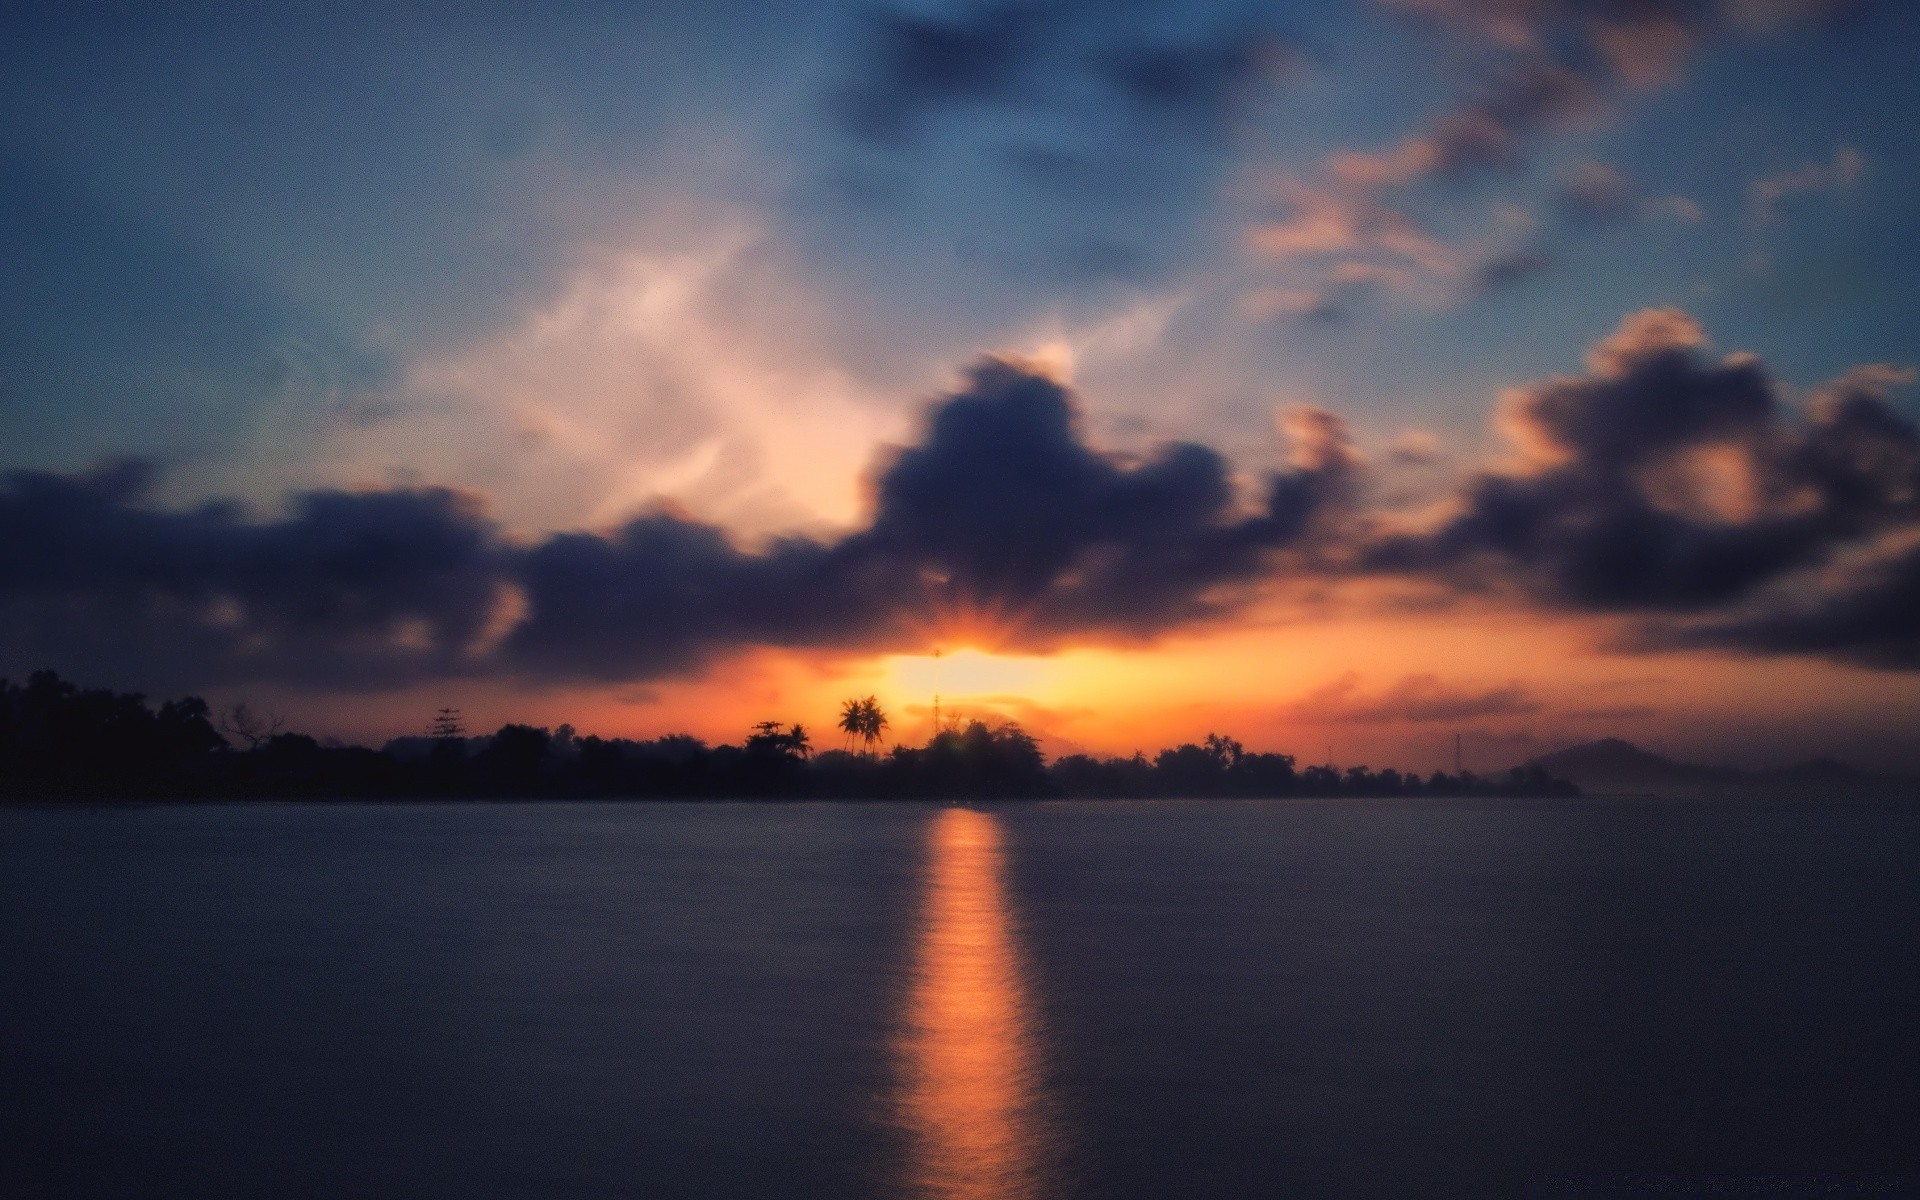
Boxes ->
[1245,0,1868,314]
[1748,144,1866,225]
[1280,671,1541,724]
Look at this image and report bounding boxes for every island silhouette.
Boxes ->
[1527,737,1916,799]
[27,666,1835,804]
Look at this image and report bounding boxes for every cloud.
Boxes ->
[1663,364,1920,667]
[1267,0,1861,311]
[0,460,509,690]
[1328,52,1605,188]
[14,326,1918,690]
[1365,310,1920,615]
[847,359,1357,640]
[1383,0,1870,66]
[1554,159,1701,226]
[1673,536,1920,669]
[1241,286,1347,324]
[291,217,900,540]
[1748,144,1866,225]
[1556,160,1636,222]
[832,4,1040,142]
[1281,671,1541,724]
[1246,180,1463,309]
[1096,28,1299,133]
[1358,0,1807,193]
[819,5,1306,285]
[3,358,1356,690]
[1389,430,1445,465]
[1379,0,1708,70]
[1247,17,1634,309]
[1476,247,1554,291]
[831,5,1297,143]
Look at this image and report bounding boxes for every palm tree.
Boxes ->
[836,696,889,757]
[858,696,889,756]
[839,698,865,753]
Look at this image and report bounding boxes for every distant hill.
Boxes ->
[1527,738,1740,795]
[1526,738,1916,799]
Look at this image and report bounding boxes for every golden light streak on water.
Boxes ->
[894,807,1057,1200]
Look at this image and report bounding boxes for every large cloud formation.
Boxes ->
[7,322,1916,692]
[0,461,507,688]
[0,358,1354,690]
[1365,310,1920,651]
[510,359,1352,681]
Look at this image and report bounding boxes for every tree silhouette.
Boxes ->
[860,697,889,755]
[219,702,285,750]
[477,724,551,791]
[838,698,864,753]
[838,696,889,756]
[745,720,811,767]
[0,667,1584,801]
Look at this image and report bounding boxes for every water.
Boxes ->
[3,798,1917,1199]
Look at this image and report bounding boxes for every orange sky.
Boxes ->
[7,4,1919,777]
[225,587,1920,775]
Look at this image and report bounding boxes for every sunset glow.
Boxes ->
[8,8,1919,1194]
[2,3,1918,774]
[894,808,1054,1200]
[883,651,1055,704]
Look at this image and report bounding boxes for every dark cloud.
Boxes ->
[1096,27,1298,131]
[1476,247,1554,290]
[0,460,506,690]
[1365,312,1920,614]
[1672,538,1920,669]
[849,359,1355,638]
[822,7,1304,290]
[500,518,868,682]
[832,4,1040,141]
[832,5,1297,144]
[14,329,1918,690]
[3,358,1354,689]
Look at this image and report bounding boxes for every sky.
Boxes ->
[3,0,1918,771]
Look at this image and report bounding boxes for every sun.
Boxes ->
[883,649,1053,700]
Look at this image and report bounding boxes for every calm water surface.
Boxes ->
[4,798,1918,1198]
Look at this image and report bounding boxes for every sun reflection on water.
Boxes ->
[894,807,1057,1200]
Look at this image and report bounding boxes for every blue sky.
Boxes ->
[4,1,1919,765]
[7,1,1911,522]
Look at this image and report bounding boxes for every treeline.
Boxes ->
[1052,734,1577,799]
[0,672,1578,801]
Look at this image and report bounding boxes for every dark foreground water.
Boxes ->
[4,798,1918,1199]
